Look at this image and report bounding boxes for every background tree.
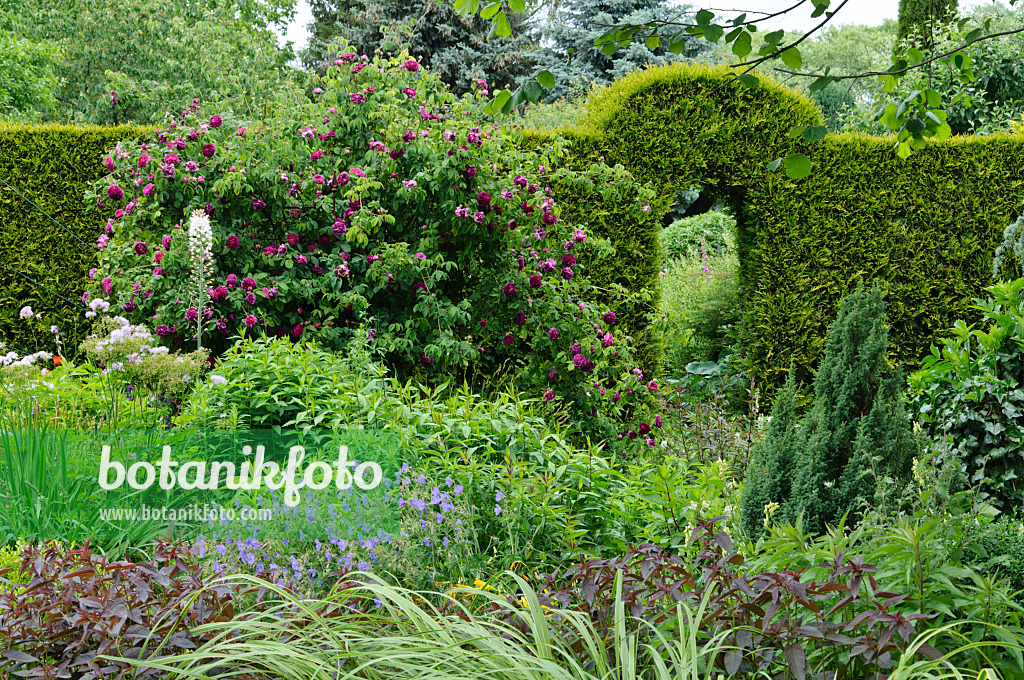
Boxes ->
[532,0,709,103]
[897,0,959,47]
[5,0,299,125]
[0,30,58,121]
[303,0,537,96]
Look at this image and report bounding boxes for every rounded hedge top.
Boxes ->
[524,63,824,199]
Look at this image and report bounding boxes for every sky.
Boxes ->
[275,0,1014,52]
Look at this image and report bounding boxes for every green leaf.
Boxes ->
[783,153,811,179]
[695,9,714,26]
[808,76,834,94]
[508,0,526,12]
[779,47,802,69]
[492,11,511,37]
[599,40,616,57]
[485,89,512,115]
[522,79,543,102]
[801,125,827,142]
[668,37,689,54]
[645,35,661,49]
[766,158,783,172]
[731,31,752,58]
[536,70,555,89]
[736,73,759,88]
[686,360,724,376]
[703,24,724,43]
[787,125,807,139]
[480,2,500,20]
[453,0,478,17]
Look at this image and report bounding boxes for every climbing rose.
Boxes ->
[209,114,223,128]
[245,315,257,327]
[420,353,434,367]
[226,235,240,249]
[544,389,554,402]
[501,282,518,297]
[503,333,514,346]
[603,311,617,325]
[142,183,155,197]
[241,277,256,291]
[655,415,663,428]
[133,241,148,255]
[202,143,215,158]
[106,185,124,201]
[549,327,558,340]
[403,59,419,72]
[101,277,113,294]
[185,307,199,322]
[529,274,542,289]
[515,311,525,325]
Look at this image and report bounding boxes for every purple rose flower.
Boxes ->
[202,143,215,158]
[185,306,199,322]
[210,114,223,127]
[549,328,558,340]
[106,185,124,201]
[134,241,148,255]
[252,198,266,211]
[603,311,617,325]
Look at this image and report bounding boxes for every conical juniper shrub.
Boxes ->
[742,285,919,536]
[79,44,664,447]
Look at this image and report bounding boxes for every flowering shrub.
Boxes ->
[84,44,661,440]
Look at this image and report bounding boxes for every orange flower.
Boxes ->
[53,356,62,366]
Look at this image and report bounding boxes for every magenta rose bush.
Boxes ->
[84,44,663,444]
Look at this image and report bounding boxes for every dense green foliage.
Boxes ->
[909,278,1024,510]
[897,0,958,47]
[303,0,535,96]
[530,0,708,103]
[660,210,734,261]
[3,0,299,124]
[0,31,58,120]
[0,124,149,356]
[744,130,1024,387]
[742,287,919,535]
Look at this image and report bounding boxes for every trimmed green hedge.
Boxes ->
[0,124,149,356]
[744,132,1024,385]
[527,63,1024,388]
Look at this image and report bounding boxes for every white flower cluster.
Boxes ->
[1,350,53,368]
[86,298,112,319]
[188,209,214,256]
[93,322,154,353]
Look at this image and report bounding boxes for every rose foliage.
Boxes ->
[84,44,663,443]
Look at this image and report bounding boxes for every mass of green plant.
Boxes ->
[4,2,1024,676]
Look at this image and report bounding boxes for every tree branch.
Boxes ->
[773,24,1024,81]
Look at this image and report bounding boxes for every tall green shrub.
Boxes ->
[743,286,918,535]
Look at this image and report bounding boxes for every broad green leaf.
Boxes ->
[783,153,811,179]
[453,0,478,17]
[480,2,500,20]
[787,125,807,139]
[731,31,751,57]
[645,35,661,49]
[600,40,616,56]
[801,125,827,142]
[808,75,834,93]
[779,47,802,69]
[508,0,526,12]
[668,37,689,54]
[492,11,511,37]
[703,24,724,43]
[536,70,555,88]
[695,9,714,26]
[767,158,783,172]
[522,79,543,102]
[736,73,759,88]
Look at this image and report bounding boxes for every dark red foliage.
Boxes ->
[0,542,238,680]
[489,517,936,679]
